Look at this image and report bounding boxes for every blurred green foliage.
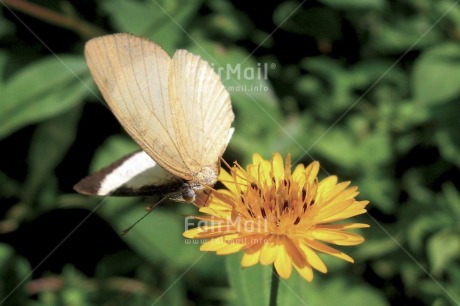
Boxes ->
[1,0,460,305]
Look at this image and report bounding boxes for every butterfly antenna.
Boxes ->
[201,186,214,207]
[220,157,232,170]
[120,195,169,235]
[204,190,212,206]
[219,157,251,187]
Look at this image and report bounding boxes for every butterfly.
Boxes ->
[74,33,234,203]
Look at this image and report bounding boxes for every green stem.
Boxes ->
[3,0,105,39]
[269,265,280,306]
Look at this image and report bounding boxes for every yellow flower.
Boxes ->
[184,153,370,282]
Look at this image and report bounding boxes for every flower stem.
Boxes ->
[269,265,280,306]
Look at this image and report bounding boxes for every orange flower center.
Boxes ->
[230,164,319,237]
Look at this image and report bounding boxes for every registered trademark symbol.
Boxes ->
[270,63,276,69]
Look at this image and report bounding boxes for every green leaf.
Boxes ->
[356,172,395,213]
[206,1,253,41]
[0,243,31,306]
[313,128,358,168]
[0,10,14,38]
[412,43,460,105]
[354,236,400,260]
[427,230,460,276]
[0,171,20,199]
[319,0,387,9]
[371,16,442,53]
[0,50,9,84]
[278,275,389,306]
[301,57,358,115]
[23,106,83,206]
[435,129,460,167]
[60,266,89,305]
[225,253,270,306]
[407,213,451,252]
[274,3,341,39]
[358,130,392,168]
[441,183,460,219]
[101,0,202,54]
[0,55,91,139]
[394,99,430,131]
[350,60,407,98]
[432,100,460,167]
[269,112,316,158]
[162,269,186,306]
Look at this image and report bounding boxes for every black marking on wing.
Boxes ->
[74,151,182,196]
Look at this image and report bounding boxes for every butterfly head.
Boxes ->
[177,166,218,202]
[180,183,200,202]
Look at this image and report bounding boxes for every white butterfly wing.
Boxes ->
[74,151,182,196]
[84,34,188,180]
[169,50,234,179]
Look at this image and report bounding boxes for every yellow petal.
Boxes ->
[304,239,354,263]
[320,181,351,203]
[200,192,234,215]
[304,161,320,183]
[199,208,230,219]
[233,169,250,192]
[241,245,263,267]
[316,199,356,221]
[274,242,293,279]
[252,153,265,165]
[327,206,368,220]
[284,238,307,268]
[247,164,259,180]
[216,243,245,255]
[251,154,272,186]
[275,252,292,279]
[299,244,327,273]
[316,223,370,230]
[190,230,235,240]
[317,175,338,192]
[313,229,365,246]
[201,238,227,251]
[292,164,306,186]
[355,200,370,209]
[259,238,279,265]
[271,153,285,186]
[218,168,237,192]
[338,186,359,201]
[183,227,204,238]
[232,234,267,246]
[200,234,239,251]
[294,263,314,282]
